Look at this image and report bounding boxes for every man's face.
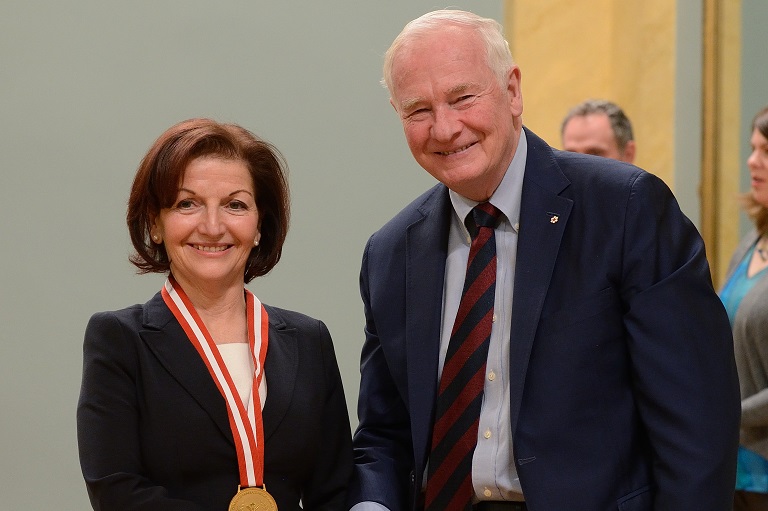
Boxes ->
[561,113,635,163]
[389,25,523,202]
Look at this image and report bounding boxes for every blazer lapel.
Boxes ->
[140,295,299,446]
[139,292,234,444]
[508,129,573,436]
[261,306,298,441]
[405,186,452,471]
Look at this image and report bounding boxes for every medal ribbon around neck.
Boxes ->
[161,277,269,488]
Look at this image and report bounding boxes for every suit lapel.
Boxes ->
[403,132,573,461]
[261,306,298,441]
[140,292,234,443]
[403,132,574,466]
[139,294,299,446]
[405,186,452,472]
[508,129,573,436]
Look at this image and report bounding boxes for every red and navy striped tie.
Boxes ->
[425,202,501,511]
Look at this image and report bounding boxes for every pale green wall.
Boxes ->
[674,0,703,229]
[0,2,503,508]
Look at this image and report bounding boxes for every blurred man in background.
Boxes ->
[561,99,636,163]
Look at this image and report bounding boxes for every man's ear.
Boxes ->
[622,140,636,164]
[506,66,523,118]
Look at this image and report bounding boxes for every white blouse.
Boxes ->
[217,343,265,409]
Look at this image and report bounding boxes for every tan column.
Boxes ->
[702,0,742,285]
[503,0,742,286]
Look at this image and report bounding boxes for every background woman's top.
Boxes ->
[723,230,768,461]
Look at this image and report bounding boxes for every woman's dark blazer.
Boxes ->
[77,291,353,511]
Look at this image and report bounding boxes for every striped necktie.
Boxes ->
[425,202,501,511]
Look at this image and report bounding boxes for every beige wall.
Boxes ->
[504,0,743,286]
[505,0,676,185]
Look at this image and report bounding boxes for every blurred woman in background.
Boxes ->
[721,105,768,511]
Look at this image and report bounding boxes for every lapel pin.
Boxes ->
[550,215,559,224]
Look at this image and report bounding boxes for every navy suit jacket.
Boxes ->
[349,129,740,511]
[77,291,352,511]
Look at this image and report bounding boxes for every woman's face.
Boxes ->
[151,156,260,292]
[748,128,768,208]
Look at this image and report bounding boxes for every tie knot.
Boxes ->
[472,202,501,229]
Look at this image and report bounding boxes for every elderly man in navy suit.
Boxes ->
[347,9,739,511]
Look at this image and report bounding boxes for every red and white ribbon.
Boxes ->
[161,277,269,487]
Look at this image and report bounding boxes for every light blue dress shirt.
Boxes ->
[442,130,526,501]
[352,131,528,511]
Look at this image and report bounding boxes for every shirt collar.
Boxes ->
[449,129,527,234]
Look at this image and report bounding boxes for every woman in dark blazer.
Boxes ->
[77,118,353,511]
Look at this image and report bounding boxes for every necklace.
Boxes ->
[758,238,768,262]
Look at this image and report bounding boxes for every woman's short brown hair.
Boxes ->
[127,118,290,283]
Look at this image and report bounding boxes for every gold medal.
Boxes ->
[164,280,272,510]
[228,486,277,511]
